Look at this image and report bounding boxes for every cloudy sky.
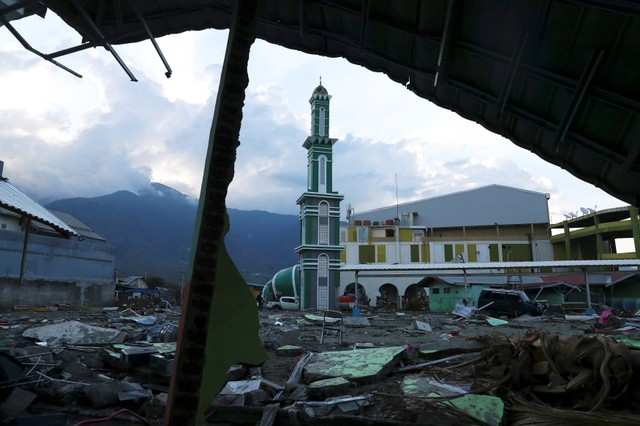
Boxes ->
[0,12,628,223]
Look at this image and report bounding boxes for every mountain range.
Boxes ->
[47,183,299,284]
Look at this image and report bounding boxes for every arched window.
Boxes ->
[318,201,329,245]
[318,107,326,136]
[317,254,329,310]
[318,155,327,193]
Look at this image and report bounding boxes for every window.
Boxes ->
[410,245,420,262]
[372,229,386,238]
[0,224,6,230]
[489,244,500,262]
[318,155,327,193]
[385,229,395,238]
[340,230,347,243]
[319,107,326,136]
[444,244,453,262]
[357,227,369,243]
[444,288,451,294]
[318,202,329,245]
[432,288,440,294]
[358,245,375,264]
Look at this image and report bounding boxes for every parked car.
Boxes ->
[266,296,299,310]
[477,289,543,318]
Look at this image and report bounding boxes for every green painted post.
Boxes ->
[563,222,571,260]
[631,207,640,259]
[594,214,603,260]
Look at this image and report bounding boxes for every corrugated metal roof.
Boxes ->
[352,184,549,227]
[0,179,76,236]
[49,210,105,241]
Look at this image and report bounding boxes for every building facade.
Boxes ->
[296,82,343,310]
[0,162,115,306]
[339,185,554,307]
[550,206,640,260]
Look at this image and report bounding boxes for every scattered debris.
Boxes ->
[486,317,508,327]
[564,314,599,321]
[343,316,371,327]
[452,303,475,319]
[22,321,125,346]
[414,320,432,332]
[308,376,351,398]
[275,345,304,357]
[304,314,340,324]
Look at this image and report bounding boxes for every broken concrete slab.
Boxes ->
[486,317,509,327]
[276,345,304,357]
[402,376,468,397]
[414,320,432,332]
[227,365,248,381]
[443,395,504,426]
[118,382,153,402]
[308,377,351,398]
[402,376,503,426]
[296,394,373,417]
[343,317,371,328]
[452,303,475,319]
[616,336,640,349]
[304,314,340,324]
[303,346,405,383]
[22,321,125,346]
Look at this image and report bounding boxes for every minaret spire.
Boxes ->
[296,81,343,311]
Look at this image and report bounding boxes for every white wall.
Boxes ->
[0,211,22,233]
[339,271,423,306]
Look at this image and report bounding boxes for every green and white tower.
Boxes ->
[296,80,343,310]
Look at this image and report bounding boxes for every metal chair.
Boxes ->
[320,309,343,344]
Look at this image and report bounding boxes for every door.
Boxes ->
[476,244,490,262]
[317,254,329,310]
[431,243,445,263]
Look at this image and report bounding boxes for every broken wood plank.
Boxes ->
[395,354,467,374]
[258,403,279,426]
[287,352,313,386]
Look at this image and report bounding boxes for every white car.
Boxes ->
[266,296,299,310]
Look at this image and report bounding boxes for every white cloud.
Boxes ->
[0,14,628,223]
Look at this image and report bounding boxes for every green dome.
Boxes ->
[312,84,328,96]
[261,265,300,301]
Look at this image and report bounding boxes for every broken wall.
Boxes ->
[609,277,640,311]
[0,278,115,306]
[0,230,115,306]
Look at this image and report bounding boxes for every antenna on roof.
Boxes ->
[395,173,399,221]
[319,75,322,85]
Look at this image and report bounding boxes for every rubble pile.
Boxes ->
[206,309,640,426]
[0,305,179,424]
